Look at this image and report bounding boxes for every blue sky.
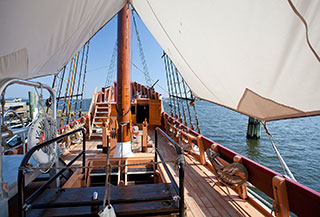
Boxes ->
[5,12,168,99]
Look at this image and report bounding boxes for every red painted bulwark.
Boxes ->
[163,112,320,214]
[286,178,320,216]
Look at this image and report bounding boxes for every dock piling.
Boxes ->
[246,117,260,139]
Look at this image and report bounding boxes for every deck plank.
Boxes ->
[156,132,267,217]
[60,131,267,217]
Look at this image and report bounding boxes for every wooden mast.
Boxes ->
[115,3,132,157]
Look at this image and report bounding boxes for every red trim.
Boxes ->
[286,178,320,216]
[163,111,320,211]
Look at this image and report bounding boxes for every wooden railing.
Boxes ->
[162,112,320,217]
[131,81,161,100]
[87,87,98,137]
[87,86,114,138]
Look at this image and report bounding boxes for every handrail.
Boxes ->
[0,78,57,198]
[87,87,98,137]
[88,87,98,115]
[155,127,184,217]
[18,127,86,217]
[3,109,26,153]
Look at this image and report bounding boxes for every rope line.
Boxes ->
[262,122,296,181]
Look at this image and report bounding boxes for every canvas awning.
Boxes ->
[0,0,125,80]
[132,0,320,122]
[1,0,320,122]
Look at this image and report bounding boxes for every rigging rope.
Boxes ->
[104,40,117,87]
[74,45,86,116]
[132,10,152,87]
[54,41,90,124]
[66,52,78,124]
[59,57,74,127]
[163,53,201,133]
[79,41,90,118]
[131,61,168,94]
[262,122,296,181]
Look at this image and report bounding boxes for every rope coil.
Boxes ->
[206,149,248,187]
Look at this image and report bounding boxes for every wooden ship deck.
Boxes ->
[61,129,267,217]
[5,3,320,217]
[13,81,320,217]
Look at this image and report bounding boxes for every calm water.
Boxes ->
[163,100,320,193]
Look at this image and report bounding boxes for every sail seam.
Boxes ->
[287,0,320,63]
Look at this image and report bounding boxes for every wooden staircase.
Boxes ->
[91,102,109,139]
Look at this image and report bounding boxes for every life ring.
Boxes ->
[27,116,57,165]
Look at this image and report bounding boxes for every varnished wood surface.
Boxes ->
[61,131,268,217]
[28,184,178,216]
[156,132,268,217]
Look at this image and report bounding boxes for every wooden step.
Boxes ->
[92,127,102,132]
[95,112,108,117]
[96,106,108,109]
[90,133,102,139]
[96,102,108,106]
[93,117,108,123]
[97,109,108,113]
[92,122,104,127]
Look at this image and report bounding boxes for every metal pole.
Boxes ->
[3,110,26,153]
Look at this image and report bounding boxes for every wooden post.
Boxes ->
[28,91,38,120]
[142,118,148,152]
[116,3,131,143]
[233,155,248,199]
[210,144,229,166]
[272,176,290,217]
[86,113,91,139]
[114,3,133,157]
[102,121,108,153]
[197,136,206,165]
[246,117,260,139]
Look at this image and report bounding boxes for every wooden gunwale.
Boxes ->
[163,112,320,216]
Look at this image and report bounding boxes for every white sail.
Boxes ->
[132,0,320,122]
[0,0,125,80]
[1,0,320,121]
